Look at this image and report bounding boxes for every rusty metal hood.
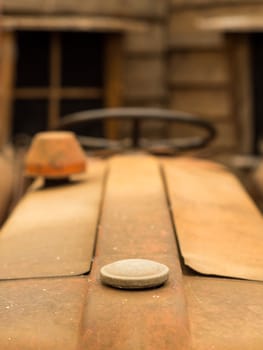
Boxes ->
[0,154,263,349]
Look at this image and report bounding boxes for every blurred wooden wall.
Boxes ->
[168,0,237,153]
[2,0,263,152]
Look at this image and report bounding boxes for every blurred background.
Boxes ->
[0,0,263,217]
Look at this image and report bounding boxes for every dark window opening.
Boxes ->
[61,32,103,87]
[13,100,48,136]
[15,31,50,87]
[251,33,263,154]
[12,31,104,140]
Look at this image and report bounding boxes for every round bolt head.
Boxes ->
[25,131,86,178]
[100,259,169,290]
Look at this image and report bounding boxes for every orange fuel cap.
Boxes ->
[25,131,86,178]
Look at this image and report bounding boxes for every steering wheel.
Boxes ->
[57,108,216,155]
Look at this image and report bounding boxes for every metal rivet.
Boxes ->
[100,259,169,290]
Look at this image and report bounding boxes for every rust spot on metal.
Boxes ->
[184,275,263,349]
[163,157,263,281]
[25,131,86,178]
[0,159,106,279]
[81,155,192,350]
[0,277,88,349]
[1,154,262,349]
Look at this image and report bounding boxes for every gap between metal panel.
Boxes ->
[86,163,110,273]
[159,162,195,276]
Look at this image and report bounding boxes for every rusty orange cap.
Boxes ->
[25,131,87,178]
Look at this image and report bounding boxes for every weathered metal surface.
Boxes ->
[96,155,179,257]
[0,154,263,349]
[0,158,106,279]
[163,157,263,281]
[81,155,192,350]
[0,277,87,350]
[184,275,263,350]
[83,257,190,350]
[25,131,86,178]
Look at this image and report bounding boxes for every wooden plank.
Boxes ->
[169,10,225,49]
[212,121,237,149]
[15,88,50,99]
[3,0,43,13]
[167,123,207,140]
[81,155,191,350]
[15,87,102,99]
[48,32,61,129]
[140,120,167,138]
[185,276,263,349]
[0,31,16,147]
[103,34,124,139]
[201,3,263,18]
[52,0,166,18]
[124,57,166,100]
[227,34,254,153]
[2,15,149,32]
[198,6,263,32]
[58,87,102,99]
[122,99,166,108]
[169,50,229,86]
[171,3,263,18]
[163,157,263,281]
[0,159,106,279]
[3,0,166,18]
[124,23,165,54]
[166,120,237,151]
[169,32,224,49]
[171,0,263,6]
[0,277,87,350]
[200,15,263,32]
[118,100,167,138]
[170,88,231,119]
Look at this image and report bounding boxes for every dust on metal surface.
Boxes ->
[184,275,263,350]
[81,155,192,350]
[0,277,87,350]
[163,157,263,281]
[0,158,106,279]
